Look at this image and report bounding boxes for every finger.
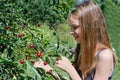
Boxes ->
[60,56,66,60]
[55,63,63,70]
[55,59,62,64]
[61,56,67,59]
[33,62,39,68]
[56,61,59,64]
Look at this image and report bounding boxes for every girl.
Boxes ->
[34,0,117,80]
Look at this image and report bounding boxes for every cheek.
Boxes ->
[76,28,81,36]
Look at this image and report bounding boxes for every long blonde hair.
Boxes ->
[68,1,117,77]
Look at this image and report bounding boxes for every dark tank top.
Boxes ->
[77,48,114,80]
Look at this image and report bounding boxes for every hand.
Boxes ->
[55,56,73,72]
[56,56,82,80]
[34,58,53,72]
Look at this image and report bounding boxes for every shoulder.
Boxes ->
[94,49,114,79]
[97,49,113,62]
[96,48,114,70]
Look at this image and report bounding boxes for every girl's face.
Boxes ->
[69,15,81,43]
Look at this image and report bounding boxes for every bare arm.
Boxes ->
[56,56,82,80]
[34,58,61,80]
[94,49,114,80]
[34,57,82,80]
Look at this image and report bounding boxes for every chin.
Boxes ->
[76,39,80,43]
[76,40,80,44]
[77,42,80,44]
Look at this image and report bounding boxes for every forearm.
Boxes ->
[47,66,82,80]
[66,66,82,80]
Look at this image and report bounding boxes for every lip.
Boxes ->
[74,37,77,39]
[73,36,78,40]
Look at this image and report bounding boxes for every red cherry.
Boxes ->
[18,33,22,38]
[36,51,42,58]
[43,62,47,65]
[20,59,25,64]
[4,26,10,30]
[29,44,34,48]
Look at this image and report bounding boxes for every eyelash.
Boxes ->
[73,26,78,29]
[70,25,79,31]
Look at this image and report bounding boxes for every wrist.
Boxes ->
[66,66,82,80]
[66,65,75,73]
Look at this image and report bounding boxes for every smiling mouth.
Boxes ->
[73,36,78,40]
[74,37,77,39]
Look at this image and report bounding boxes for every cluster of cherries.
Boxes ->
[20,50,47,65]
[4,25,46,65]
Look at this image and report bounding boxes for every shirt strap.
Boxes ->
[94,48,107,60]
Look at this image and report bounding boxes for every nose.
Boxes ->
[70,31,74,35]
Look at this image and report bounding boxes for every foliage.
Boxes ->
[0,24,73,79]
[0,0,75,79]
[0,0,75,28]
[0,0,120,79]
[112,0,120,6]
[56,23,76,48]
[101,0,120,57]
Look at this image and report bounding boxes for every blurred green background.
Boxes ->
[0,0,120,79]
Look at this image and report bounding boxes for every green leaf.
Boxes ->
[26,61,42,80]
[32,68,42,80]
[55,67,70,80]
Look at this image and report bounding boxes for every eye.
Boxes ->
[73,26,79,30]
[70,24,79,31]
